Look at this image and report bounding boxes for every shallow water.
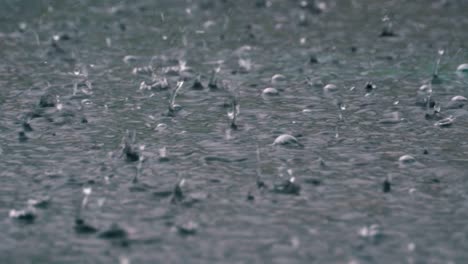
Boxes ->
[1,0,468,263]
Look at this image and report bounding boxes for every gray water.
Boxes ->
[1,1,468,263]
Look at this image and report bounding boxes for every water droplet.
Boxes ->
[238,58,252,72]
[291,236,300,248]
[271,74,286,85]
[273,134,302,147]
[364,82,376,93]
[132,66,153,76]
[323,84,338,92]
[27,196,51,208]
[451,95,467,102]
[123,55,139,64]
[273,177,301,195]
[434,115,455,127]
[399,155,415,164]
[262,87,279,96]
[177,220,198,236]
[18,22,27,31]
[419,84,432,94]
[83,188,92,196]
[407,242,416,252]
[358,224,379,237]
[155,123,167,132]
[456,63,468,72]
[159,147,169,162]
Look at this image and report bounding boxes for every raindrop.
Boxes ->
[364,82,376,93]
[123,55,139,64]
[456,63,468,73]
[167,81,184,116]
[171,179,185,204]
[434,115,455,127]
[121,131,140,162]
[273,177,301,195]
[431,49,444,84]
[399,155,415,164]
[208,69,219,90]
[18,22,27,32]
[271,74,286,85]
[155,123,167,132]
[434,103,441,113]
[262,87,279,96]
[358,224,380,238]
[273,134,303,147]
[106,37,112,47]
[22,117,33,132]
[447,96,467,109]
[382,177,391,193]
[82,187,92,208]
[191,76,204,90]
[451,95,467,102]
[158,147,169,162]
[227,92,240,129]
[407,242,416,252]
[323,83,338,93]
[177,220,198,236]
[27,196,51,209]
[9,208,36,223]
[56,96,63,110]
[300,37,307,45]
[238,58,252,72]
[132,66,153,76]
[380,15,396,37]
